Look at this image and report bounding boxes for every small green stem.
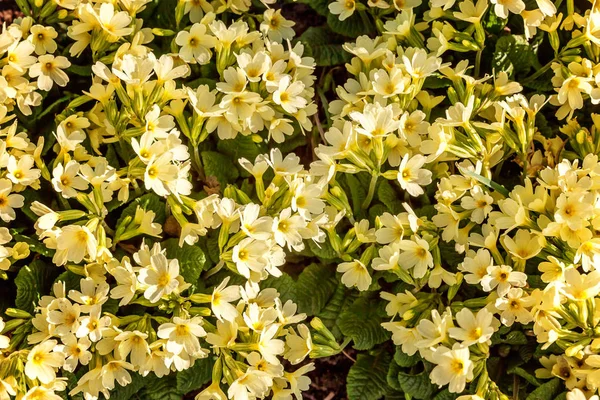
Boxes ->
[474,49,482,78]
[361,174,378,210]
[191,144,205,181]
[522,58,556,85]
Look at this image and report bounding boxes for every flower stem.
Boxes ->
[361,173,378,210]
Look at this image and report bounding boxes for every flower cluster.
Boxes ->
[1,0,600,399]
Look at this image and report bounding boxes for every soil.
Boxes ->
[0,0,20,24]
[305,352,355,400]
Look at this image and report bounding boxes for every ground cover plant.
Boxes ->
[0,0,598,399]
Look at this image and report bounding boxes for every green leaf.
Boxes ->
[15,260,59,313]
[433,389,458,400]
[297,0,329,15]
[423,75,451,89]
[176,356,214,393]
[260,273,297,304]
[394,348,420,367]
[117,193,167,228]
[343,173,367,217]
[54,271,83,292]
[327,11,376,38]
[525,378,562,400]
[162,238,206,285]
[347,352,392,400]
[108,373,147,400]
[457,164,509,197]
[295,263,338,315]
[67,64,92,76]
[397,370,438,400]
[11,231,55,257]
[387,360,403,392]
[142,375,183,400]
[492,35,538,78]
[511,366,541,387]
[298,26,352,67]
[483,11,507,34]
[202,151,240,186]
[216,135,265,174]
[308,237,338,260]
[497,330,528,345]
[338,297,390,350]
[377,180,403,214]
[317,283,357,338]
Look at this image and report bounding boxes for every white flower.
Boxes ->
[337,260,372,291]
[0,178,23,222]
[260,9,295,42]
[57,334,92,372]
[491,0,525,19]
[157,316,206,356]
[29,55,71,91]
[176,23,216,64]
[284,324,313,365]
[211,277,241,321]
[397,154,432,196]
[448,308,497,346]
[52,161,88,198]
[114,330,150,367]
[7,155,40,186]
[54,225,98,266]
[138,254,181,303]
[480,264,527,296]
[25,340,65,384]
[273,75,307,114]
[398,235,433,278]
[329,0,356,21]
[429,344,474,393]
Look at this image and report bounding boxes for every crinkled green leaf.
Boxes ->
[261,273,297,304]
[387,360,403,392]
[511,366,541,387]
[15,260,60,313]
[297,0,329,15]
[107,373,147,400]
[201,151,240,186]
[347,352,392,400]
[327,11,376,38]
[343,173,367,216]
[299,26,352,67]
[394,348,420,367]
[317,283,357,339]
[397,370,438,400]
[217,135,265,175]
[525,378,562,400]
[377,180,403,214]
[162,238,206,286]
[143,375,183,400]
[308,239,338,260]
[118,193,167,229]
[338,297,390,350]
[55,270,84,293]
[493,35,538,78]
[433,389,458,400]
[176,356,214,393]
[295,263,338,315]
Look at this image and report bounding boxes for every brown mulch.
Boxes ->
[305,351,355,400]
[0,0,20,24]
